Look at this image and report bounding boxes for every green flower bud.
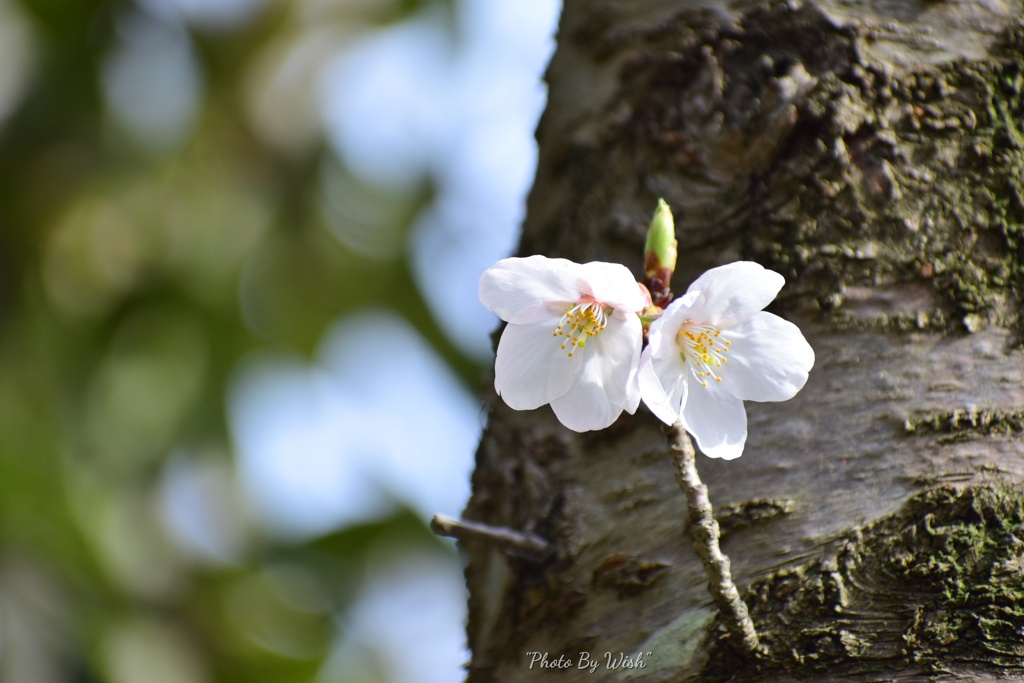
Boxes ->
[644,198,677,307]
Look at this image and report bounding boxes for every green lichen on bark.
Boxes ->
[716,498,795,536]
[905,408,1024,443]
[698,485,1024,681]
[536,2,1024,338]
[746,22,1024,336]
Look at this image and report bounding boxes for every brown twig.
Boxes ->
[669,423,760,656]
[430,513,550,556]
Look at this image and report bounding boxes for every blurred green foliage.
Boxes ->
[0,0,478,680]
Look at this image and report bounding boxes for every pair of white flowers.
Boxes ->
[479,256,814,459]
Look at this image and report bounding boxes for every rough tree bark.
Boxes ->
[462,0,1024,681]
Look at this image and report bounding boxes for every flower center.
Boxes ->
[553,298,610,357]
[676,322,731,387]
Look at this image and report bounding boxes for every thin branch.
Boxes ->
[430,513,551,557]
[669,423,760,656]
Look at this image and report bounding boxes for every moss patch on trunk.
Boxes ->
[700,485,1024,681]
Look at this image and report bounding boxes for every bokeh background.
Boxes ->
[0,0,559,681]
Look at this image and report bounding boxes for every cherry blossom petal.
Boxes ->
[639,260,812,456]
[578,261,647,312]
[591,313,642,409]
[549,358,622,431]
[479,256,584,324]
[646,291,699,361]
[722,312,815,402]
[479,254,648,433]
[680,386,748,460]
[685,262,784,327]
[494,322,580,410]
[638,349,687,425]
[658,355,689,416]
[622,372,642,414]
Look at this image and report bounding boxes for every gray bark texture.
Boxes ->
[462,0,1024,681]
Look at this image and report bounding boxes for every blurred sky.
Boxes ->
[232,0,562,539]
[216,0,558,681]
[0,0,561,679]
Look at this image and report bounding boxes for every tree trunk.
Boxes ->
[462,1,1024,681]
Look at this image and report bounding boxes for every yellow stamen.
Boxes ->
[675,321,731,387]
[554,298,610,358]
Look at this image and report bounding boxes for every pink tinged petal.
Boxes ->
[721,312,815,402]
[684,262,785,327]
[479,256,585,324]
[680,385,748,460]
[549,358,623,432]
[494,321,580,410]
[577,261,647,313]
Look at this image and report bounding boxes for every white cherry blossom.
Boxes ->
[639,261,814,459]
[479,255,646,432]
